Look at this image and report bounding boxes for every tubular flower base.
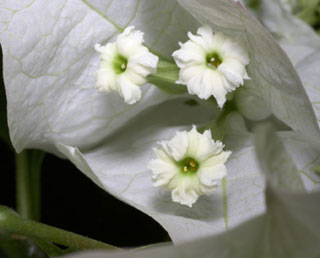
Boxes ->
[172,25,250,108]
[148,126,231,207]
[95,26,159,104]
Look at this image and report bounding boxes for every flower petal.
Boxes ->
[171,178,200,207]
[198,165,227,186]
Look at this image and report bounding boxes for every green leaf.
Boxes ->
[297,0,320,27]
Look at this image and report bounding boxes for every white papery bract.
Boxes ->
[172,25,250,108]
[149,126,231,207]
[95,26,159,104]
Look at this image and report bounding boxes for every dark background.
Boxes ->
[0,46,169,250]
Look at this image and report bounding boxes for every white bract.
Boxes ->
[149,126,231,207]
[61,126,320,258]
[172,25,250,108]
[248,0,320,128]
[95,26,158,104]
[2,0,320,244]
[178,0,320,143]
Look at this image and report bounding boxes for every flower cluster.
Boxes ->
[2,0,319,254]
[95,25,247,206]
[95,25,250,108]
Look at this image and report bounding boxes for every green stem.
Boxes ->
[0,233,49,258]
[0,232,39,258]
[15,151,32,219]
[0,205,118,251]
[147,58,187,95]
[199,99,237,141]
[222,178,229,231]
[15,150,45,221]
[215,99,237,126]
[33,239,70,257]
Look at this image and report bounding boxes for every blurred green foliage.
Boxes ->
[297,0,320,32]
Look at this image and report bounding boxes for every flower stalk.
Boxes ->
[15,150,45,221]
[147,59,187,95]
[0,205,118,251]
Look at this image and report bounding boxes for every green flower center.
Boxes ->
[206,52,222,69]
[113,55,128,74]
[179,157,199,174]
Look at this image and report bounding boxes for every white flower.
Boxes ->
[148,126,231,207]
[172,26,250,108]
[95,26,159,104]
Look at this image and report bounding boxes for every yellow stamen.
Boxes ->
[183,166,188,172]
[189,161,196,168]
[121,63,126,70]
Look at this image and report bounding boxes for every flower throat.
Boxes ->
[113,55,128,74]
[206,52,222,69]
[179,157,199,174]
